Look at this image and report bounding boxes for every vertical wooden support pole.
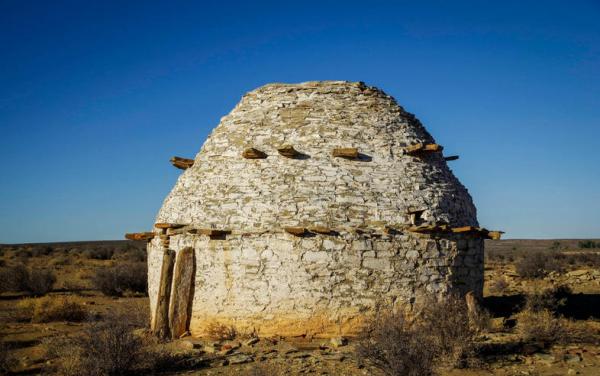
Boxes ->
[152,248,174,339]
[168,247,195,339]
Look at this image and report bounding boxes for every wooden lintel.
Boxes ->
[155,223,185,229]
[277,145,300,158]
[408,224,449,234]
[486,231,504,240]
[451,226,478,233]
[405,143,444,155]
[170,156,194,170]
[308,226,334,235]
[332,148,359,159]
[284,226,307,236]
[242,148,267,159]
[444,155,459,161]
[192,229,231,237]
[125,232,156,241]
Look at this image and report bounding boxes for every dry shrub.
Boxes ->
[20,296,87,323]
[357,308,436,376]
[44,311,174,376]
[49,255,72,266]
[524,284,571,313]
[206,322,237,341]
[489,277,509,294]
[357,294,487,376]
[0,341,16,374]
[82,247,115,260]
[0,265,55,295]
[27,268,57,295]
[515,251,561,278]
[516,309,567,346]
[111,247,146,262]
[418,294,488,368]
[93,263,147,296]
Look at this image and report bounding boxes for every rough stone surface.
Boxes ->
[148,81,484,337]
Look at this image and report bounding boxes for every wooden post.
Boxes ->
[168,247,195,339]
[332,148,359,159]
[152,249,175,339]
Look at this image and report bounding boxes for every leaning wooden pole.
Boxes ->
[168,247,195,339]
[152,248,175,339]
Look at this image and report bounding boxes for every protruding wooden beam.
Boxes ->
[405,143,444,155]
[444,155,459,161]
[155,223,185,229]
[451,226,478,234]
[332,148,359,159]
[125,232,156,241]
[170,156,194,170]
[451,226,504,240]
[242,148,267,159]
[308,225,334,235]
[277,145,300,158]
[191,228,231,237]
[408,224,449,233]
[284,226,307,236]
[486,231,504,240]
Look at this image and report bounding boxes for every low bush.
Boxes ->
[357,308,436,376]
[0,265,55,295]
[524,285,572,313]
[578,240,599,249]
[27,268,57,295]
[46,313,154,376]
[515,252,561,278]
[93,263,147,296]
[516,309,567,346]
[357,294,487,376]
[206,322,237,341]
[489,277,509,294]
[111,247,146,262]
[82,247,114,260]
[21,296,87,323]
[0,341,16,374]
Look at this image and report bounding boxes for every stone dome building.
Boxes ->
[139,81,499,339]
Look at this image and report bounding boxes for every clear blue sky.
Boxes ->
[1,1,599,243]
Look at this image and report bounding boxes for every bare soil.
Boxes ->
[1,239,599,375]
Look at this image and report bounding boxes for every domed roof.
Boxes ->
[156,81,477,230]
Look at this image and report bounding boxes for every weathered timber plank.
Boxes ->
[170,156,194,170]
[242,148,267,159]
[405,143,444,155]
[277,145,300,158]
[152,249,174,339]
[308,225,334,234]
[155,223,185,229]
[125,232,155,241]
[332,148,359,159]
[168,247,195,339]
[284,226,307,236]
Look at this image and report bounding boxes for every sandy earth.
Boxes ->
[1,239,599,375]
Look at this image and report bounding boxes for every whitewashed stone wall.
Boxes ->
[148,81,483,337]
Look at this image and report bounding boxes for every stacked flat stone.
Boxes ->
[148,81,483,337]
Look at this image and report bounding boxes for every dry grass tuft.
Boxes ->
[45,313,155,376]
[20,296,87,323]
[516,309,568,346]
[0,341,16,374]
[357,294,488,376]
[0,264,56,295]
[92,263,147,297]
[206,322,237,341]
